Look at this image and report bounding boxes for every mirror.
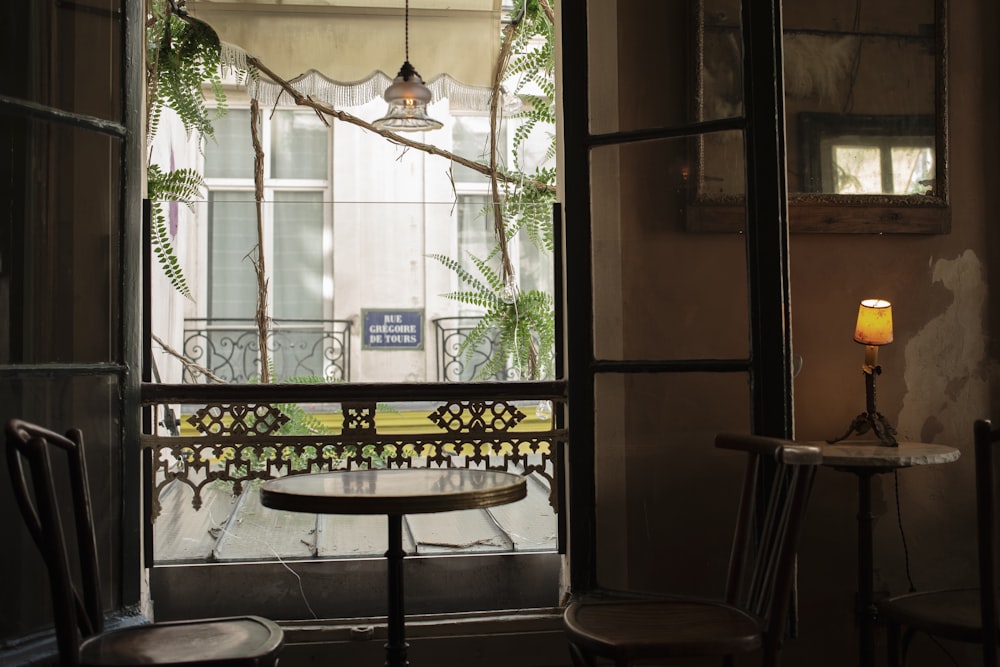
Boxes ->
[687,0,949,233]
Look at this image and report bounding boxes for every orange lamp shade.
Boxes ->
[854,299,893,346]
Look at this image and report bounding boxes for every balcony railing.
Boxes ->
[142,382,566,562]
[182,318,352,383]
[182,317,500,384]
[433,316,524,382]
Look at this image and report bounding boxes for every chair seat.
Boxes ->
[564,598,764,661]
[877,588,987,643]
[79,616,283,666]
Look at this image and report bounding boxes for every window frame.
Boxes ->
[198,104,335,323]
[146,98,564,622]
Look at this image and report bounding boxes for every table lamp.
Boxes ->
[829,298,898,446]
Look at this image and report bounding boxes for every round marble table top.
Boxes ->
[261,468,527,515]
[812,441,961,471]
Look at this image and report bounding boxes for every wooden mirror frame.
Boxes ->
[686,0,949,234]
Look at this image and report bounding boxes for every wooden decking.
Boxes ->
[153,473,558,563]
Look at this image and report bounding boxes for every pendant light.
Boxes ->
[373,0,443,132]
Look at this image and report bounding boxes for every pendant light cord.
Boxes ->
[405,0,410,62]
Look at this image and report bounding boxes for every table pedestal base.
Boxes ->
[856,471,876,667]
[260,468,528,667]
[386,513,408,667]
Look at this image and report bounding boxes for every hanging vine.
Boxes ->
[146,0,232,298]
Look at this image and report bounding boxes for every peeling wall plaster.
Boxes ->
[898,250,989,444]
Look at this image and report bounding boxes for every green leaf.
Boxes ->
[149,201,192,299]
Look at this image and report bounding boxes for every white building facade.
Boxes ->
[150,71,554,386]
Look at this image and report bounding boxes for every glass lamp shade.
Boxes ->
[373,63,443,132]
[854,298,894,346]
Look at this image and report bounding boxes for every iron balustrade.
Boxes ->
[433,316,522,382]
[182,318,352,383]
[141,382,566,524]
[182,316,499,384]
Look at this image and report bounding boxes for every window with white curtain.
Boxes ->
[203,108,331,321]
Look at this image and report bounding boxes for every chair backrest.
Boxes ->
[6,419,104,666]
[975,419,1000,667]
[714,433,822,657]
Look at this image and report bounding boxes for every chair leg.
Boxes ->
[886,620,902,667]
[900,628,917,666]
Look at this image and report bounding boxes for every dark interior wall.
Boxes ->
[601,0,999,665]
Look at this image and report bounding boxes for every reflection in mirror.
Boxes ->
[799,113,935,195]
[689,0,948,233]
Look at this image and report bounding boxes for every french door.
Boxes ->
[560,0,793,594]
[0,0,145,652]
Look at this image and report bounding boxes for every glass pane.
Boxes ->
[273,192,325,320]
[831,145,882,194]
[698,0,745,123]
[457,194,495,291]
[152,199,554,385]
[798,116,935,195]
[0,118,120,363]
[209,192,257,319]
[891,146,935,194]
[0,1,121,120]
[517,222,551,295]
[784,0,937,196]
[451,116,507,183]
[204,110,255,179]
[594,372,751,594]
[698,129,746,200]
[271,110,329,179]
[592,2,723,134]
[591,139,749,361]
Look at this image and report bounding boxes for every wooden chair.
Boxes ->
[562,433,822,667]
[6,418,284,666]
[876,418,1000,666]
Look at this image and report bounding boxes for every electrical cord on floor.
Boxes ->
[894,470,962,666]
[894,470,916,593]
[210,505,319,619]
[926,636,963,666]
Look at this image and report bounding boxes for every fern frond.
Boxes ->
[148,165,205,209]
[466,253,504,293]
[428,253,495,295]
[438,290,502,311]
[150,201,192,299]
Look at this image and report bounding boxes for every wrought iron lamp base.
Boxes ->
[828,411,898,447]
[829,363,898,447]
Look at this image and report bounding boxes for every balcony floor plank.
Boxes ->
[486,474,558,552]
[154,480,240,562]
[155,474,556,563]
[214,485,318,561]
[316,514,417,558]
[406,509,513,555]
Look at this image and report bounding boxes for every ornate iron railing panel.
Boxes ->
[433,316,511,382]
[145,398,563,521]
[182,318,351,383]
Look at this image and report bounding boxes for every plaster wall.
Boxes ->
[787,0,1000,662]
